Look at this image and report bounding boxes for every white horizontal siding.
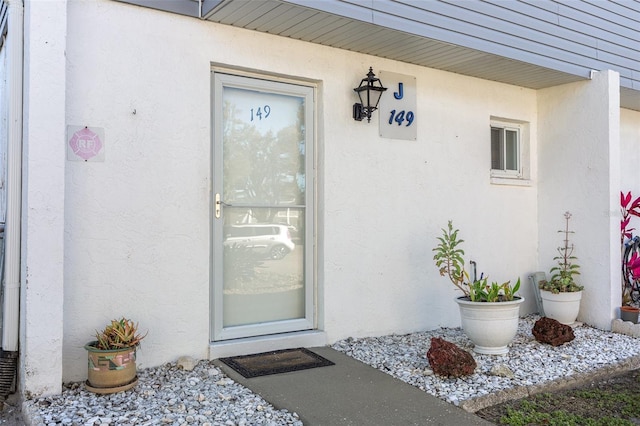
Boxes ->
[295,0,639,91]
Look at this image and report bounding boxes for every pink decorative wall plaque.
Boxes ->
[67,126,105,161]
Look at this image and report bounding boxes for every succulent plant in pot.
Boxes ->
[433,221,524,354]
[538,212,584,325]
[84,317,147,394]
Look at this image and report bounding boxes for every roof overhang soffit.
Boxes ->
[114,0,638,111]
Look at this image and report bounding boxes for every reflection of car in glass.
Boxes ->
[223,224,295,260]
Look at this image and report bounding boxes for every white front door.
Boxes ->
[211,72,315,341]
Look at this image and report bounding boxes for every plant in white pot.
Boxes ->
[433,221,524,355]
[539,212,584,325]
[84,317,147,394]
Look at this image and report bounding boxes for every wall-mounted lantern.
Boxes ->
[353,67,387,122]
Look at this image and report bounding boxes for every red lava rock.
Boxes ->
[426,337,477,378]
[532,316,575,346]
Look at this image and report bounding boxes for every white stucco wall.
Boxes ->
[621,109,640,195]
[537,70,620,330]
[57,0,541,383]
[21,0,67,396]
[0,39,7,221]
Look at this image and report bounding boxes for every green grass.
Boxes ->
[497,389,640,426]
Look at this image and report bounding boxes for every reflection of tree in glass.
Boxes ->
[223,101,305,223]
[223,244,264,289]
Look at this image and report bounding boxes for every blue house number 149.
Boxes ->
[388,109,414,127]
[389,82,414,127]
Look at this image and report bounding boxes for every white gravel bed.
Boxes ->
[23,363,303,426]
[21,314,640,425]
[331,315,640,406]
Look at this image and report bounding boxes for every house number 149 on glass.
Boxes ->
[250,105,271,121]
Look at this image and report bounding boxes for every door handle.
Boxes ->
[215,194,233,218]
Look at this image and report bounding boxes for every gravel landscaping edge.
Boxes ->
[459,353,640,412]
[16,314,640,425]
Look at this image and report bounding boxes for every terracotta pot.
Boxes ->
[85,341,138,393]
[620,306,640,324]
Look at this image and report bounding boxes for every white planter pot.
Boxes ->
[455,297,525,355]
[540,290,582,325]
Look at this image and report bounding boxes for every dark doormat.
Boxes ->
[219,348,335,378]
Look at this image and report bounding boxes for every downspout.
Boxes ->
[0,0,24,393]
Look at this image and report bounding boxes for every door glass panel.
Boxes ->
[223,87,305,206]
[213,75,313,340]
[223,207,304,326]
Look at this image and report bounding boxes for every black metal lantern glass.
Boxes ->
[353,67,387,122]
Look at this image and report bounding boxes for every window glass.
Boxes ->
[490,119,528,184]
[491,124,520,175]
[491,127,503,170]
[505,129,518,171]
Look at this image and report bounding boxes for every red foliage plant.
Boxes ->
[621,191,640,243]
[621,191,640,304]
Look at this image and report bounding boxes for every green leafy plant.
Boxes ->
[502,278,521,301]
[469,278,521,302]
[433,221,469,296]
[433,221,520,302]
[539,212,584,293]
[93,318,147,350]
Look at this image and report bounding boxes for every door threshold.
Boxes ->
[209,330,327,359]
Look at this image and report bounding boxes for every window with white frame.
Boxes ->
[491,121,521,178]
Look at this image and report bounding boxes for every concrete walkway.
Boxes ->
[214,347,493,426]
